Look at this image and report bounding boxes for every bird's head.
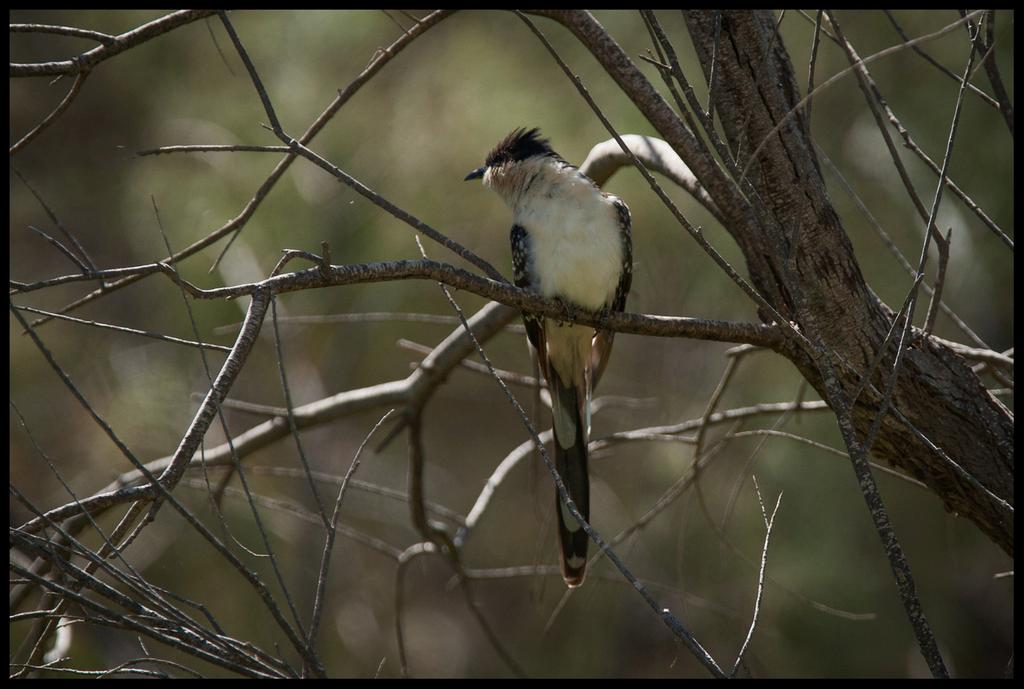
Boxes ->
[464,127,559,205]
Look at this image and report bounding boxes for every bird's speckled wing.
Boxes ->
[511,223,548,378]
[591,196,632,387]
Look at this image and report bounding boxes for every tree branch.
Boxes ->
[10,10,217,77]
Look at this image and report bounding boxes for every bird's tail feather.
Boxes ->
[550,374,590,587]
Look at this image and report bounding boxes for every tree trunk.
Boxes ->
[546,10,1014,554]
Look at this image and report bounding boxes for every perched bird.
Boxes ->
[465,128,632,587]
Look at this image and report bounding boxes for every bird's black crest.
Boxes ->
[485,127,556,168]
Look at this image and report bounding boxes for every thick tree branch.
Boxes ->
[681,10,1011,553]
[13,256,785,349]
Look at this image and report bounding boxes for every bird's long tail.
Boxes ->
[550,373,590,587]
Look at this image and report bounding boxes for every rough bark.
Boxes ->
[541,10,1013,554]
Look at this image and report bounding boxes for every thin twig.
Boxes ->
[859,19,979,459]
[729,479,781,677]
[399,337,541,388]
[138,144,290,155]
[11,304,232,352]
[203,15,236,76]
[25,225,90,272]
[270,297,330,527]
[380,9,411,36]
[11,10,218,77]
[13,290,327,674]
[936,339,1014,369]
[689,352,747,558]
[10,405,243,673]
[805,11,823,126]
[216,10,507,284]
[816,148,993,350]
[595,417,879,624]
[10,23,117,44]
[10,70,89,155]
[877,10,999,110]
[705,10,722,122]
[17,302,512,540]
[813,347,949,678]
[25,11,455,330]
[725,429,928,489]
[308,410,394,652]
[228,464,464,525]
[923,227,952,336]
[199,482,403,560]
[212,311,502,332]
[799,27,1003,669]
[967,9,1013,135]
[738,10,985,185]
[824,11,949,248]
[721,381,808,535]
[12,165,97,272]
[395,542,434,677]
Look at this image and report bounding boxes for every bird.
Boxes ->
[465,127,632,587]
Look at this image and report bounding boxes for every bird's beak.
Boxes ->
[464,166,486,181]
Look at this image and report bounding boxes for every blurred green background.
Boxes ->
[10,10,1013,678]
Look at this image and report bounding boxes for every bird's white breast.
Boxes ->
[514,171,624,312]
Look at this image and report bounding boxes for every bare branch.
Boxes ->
[308,410,395,651]
[24,10,455,330]
[816,147,994,351]
[970,9,1014,135]
[270,297,330,527]
[813,350,949,678]
[825,12,949,250]
[729,481,782,677]
[10,70,89,154]
[877,10,1000,110]
[24,225,90,272]
[216,11,505,284]
[923,227,953,336]
[10,10,218,77]
[137,144,290,155]
[11,304,233,352]
[10,22,117,44]
[14,256,786,349]
[805,10,823,125]
[12,166,97,272]
[737,10,984,185]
